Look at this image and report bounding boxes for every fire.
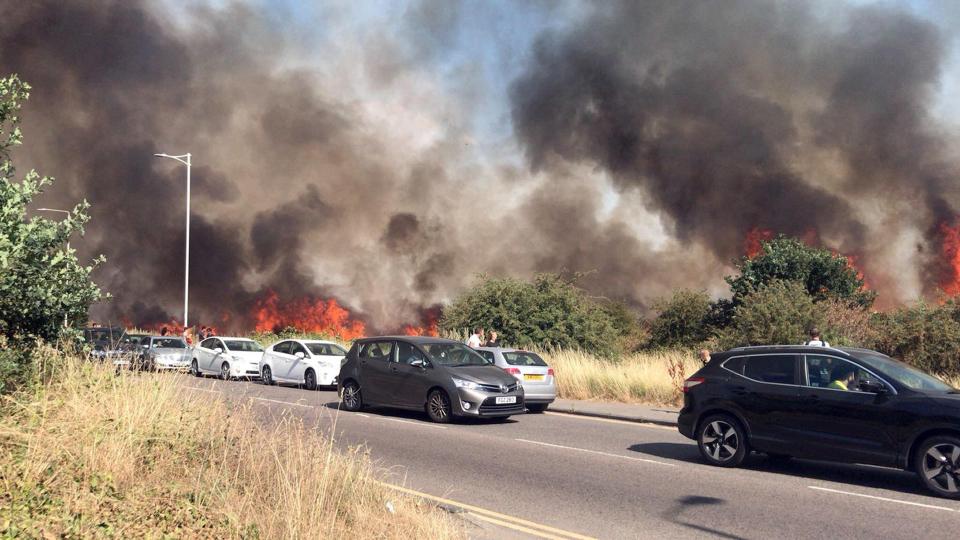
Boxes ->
[401,307,441,337]
[252,290,366,340]
[940,221,960,295]
[841,253,870,291]
[744,227,774,258]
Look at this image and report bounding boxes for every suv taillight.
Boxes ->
[503,367,521,375]
[682,377,705,393]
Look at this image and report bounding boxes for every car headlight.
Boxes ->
[453,378,481,390]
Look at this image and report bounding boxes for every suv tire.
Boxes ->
[697,414,749,468]
[915,435,960,499]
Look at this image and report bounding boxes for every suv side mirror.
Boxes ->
[859,380,886,394]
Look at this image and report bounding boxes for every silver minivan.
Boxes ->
[475,347,556,412]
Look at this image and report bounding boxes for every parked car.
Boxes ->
[120,333,151,370]
[191,336,264,380]
[476,347,555,412]
[260,339,348,390]
[82,326,133,370]
[338,336,525,423]
[678,345,960,498]
[139,336,191,371]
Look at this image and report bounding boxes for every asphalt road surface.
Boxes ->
[176,376,960,539]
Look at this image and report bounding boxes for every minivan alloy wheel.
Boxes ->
[921,442,960,494]
[342,382,362,411]
[427,390,452,423]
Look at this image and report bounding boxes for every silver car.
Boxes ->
[140,336,192,371]
[475,347,555,412]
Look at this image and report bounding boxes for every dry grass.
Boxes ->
[542,348,701,406]
[0,346,462,539]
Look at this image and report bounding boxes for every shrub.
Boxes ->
[719,280,821,348]
[647,289,714,349]
[872,301,960,377]
[440,273,622,357]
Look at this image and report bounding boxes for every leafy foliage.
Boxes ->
[719,280,821,348]
[0,75,104,388]
[647,289,714,349]
[872,301,960,377]
[726,236,875,308]
[440,273,622,357]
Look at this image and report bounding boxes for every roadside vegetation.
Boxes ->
[0,346,462,538]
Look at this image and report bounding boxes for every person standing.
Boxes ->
[485,331,500,347]
[467,327,484,348]
[805,328,830,347]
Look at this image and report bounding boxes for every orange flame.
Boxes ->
[744,227,774,258]
[940,221,960,295]
[252,290,366,340]
[401,307,440,337]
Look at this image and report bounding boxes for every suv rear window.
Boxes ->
[502,352,547,367]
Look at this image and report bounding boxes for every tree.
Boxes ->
[719,280,821,348]
[0,74,103,349]
[726,236,875,308]
[648,289,714,349]
[872,301,960,377]
[439,273,622,357]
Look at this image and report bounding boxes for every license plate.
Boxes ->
[495,396,516,404]
[524,374,545,381]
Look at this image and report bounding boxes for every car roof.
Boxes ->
[214,336,255,341]
[476,346,524,352]
[296,339,340,345]
[717,345,855,358]
[359,335,460,345]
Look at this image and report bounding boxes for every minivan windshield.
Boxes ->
[855,352,955,392]
[422,343,490,367]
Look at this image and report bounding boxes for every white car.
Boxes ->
[191,336,265,380]
[260,339,348,390]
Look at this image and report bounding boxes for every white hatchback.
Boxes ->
[191,337,265,380]
[260,339,348,390]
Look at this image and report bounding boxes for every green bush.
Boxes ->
[440,273,623,357]
[719,280,821,348]
[872,301,960,377]
[727,236,875,308]
[647,289,714,349]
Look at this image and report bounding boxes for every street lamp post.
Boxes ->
[153,153,192,329]
[37,208,72,250]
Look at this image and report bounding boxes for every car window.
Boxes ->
[722,356,746,375]
[273,341,291,355]
[742,355,798,385]
[305,343,348,356]
[477,350,496,363]
[360,341,393,361]
[290,342,308,356]
[502,351,547,366]
[153,338,186,349]
[200,338,216,349]
[421,343,488,367]
[805,355,877,391]
[223,340,263,352]
[395,342,428,365]
[855,351,955,392]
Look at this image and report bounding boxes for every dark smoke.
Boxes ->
[1,0,958,331]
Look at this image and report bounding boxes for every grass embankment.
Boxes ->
[0,347,462,538]
[543,349,700,406]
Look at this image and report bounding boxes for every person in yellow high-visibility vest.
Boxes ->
[827,364,857,391]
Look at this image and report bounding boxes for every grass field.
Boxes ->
[542,348,700,406]
[0,346,462,538]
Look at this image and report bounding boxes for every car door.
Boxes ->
[357,340,394,405]
[390,341,433,408]
[793,354,899,466]
[722,354,802,453]
[287,341,310,383]
[206,338,227,372]
[269,341,292,381]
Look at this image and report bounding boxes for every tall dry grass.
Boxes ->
[0,346,462,538]
[542,348,701,406]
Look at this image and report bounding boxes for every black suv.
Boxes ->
[678,345,960,498]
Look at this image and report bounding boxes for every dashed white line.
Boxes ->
[252,397,314,408]
[808,486,957,512]
[356,413,371,418]
[183,386,222,394]
[383,417,447,429]
[515,439,677,467]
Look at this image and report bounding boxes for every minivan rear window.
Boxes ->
[503,352,547,367]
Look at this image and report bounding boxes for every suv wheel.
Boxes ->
[341,381,362,411]
[916,435,960,499]
[426,389,452,424]
[697,414,748,467]
[261,365,274,386]
[304,369,318,391]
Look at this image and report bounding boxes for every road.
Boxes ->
[177,376,960,539]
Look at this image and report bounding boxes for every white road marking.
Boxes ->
[544,411,676,430]
[383,417,447,429]
[183,386,221,394]
[252,397,314,408]
[808,486,957,512]
[515,438,677,467]
[356,413,371,418]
